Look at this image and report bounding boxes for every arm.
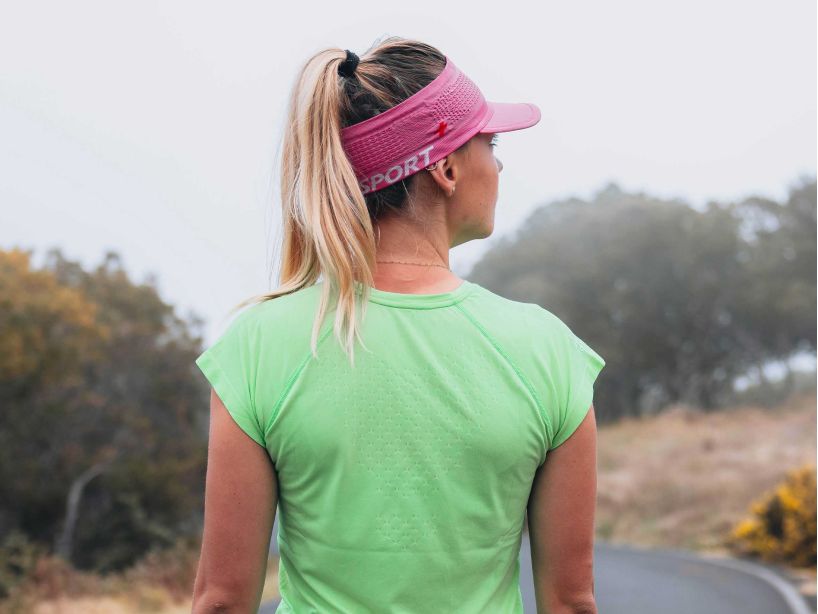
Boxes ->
[191,388,278,614]
[527,404,598,614]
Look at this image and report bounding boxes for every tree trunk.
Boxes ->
[54,456,116,563]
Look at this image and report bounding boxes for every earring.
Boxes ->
[450,186,456,196]
[426,162,438,171]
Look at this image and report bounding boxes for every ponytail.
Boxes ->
[230,37,447,367]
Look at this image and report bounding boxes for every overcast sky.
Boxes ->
[1,1,815,345]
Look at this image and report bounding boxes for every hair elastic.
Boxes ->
[338,50,359,78]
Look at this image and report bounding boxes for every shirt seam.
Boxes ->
[263,323,336,440]
[206,348,267,445]
[453,301,553,455]
[364,282,477,309]
[366,301,463,309]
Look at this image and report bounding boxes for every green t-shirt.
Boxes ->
[195,279,605,613]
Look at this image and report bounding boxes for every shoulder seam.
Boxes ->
[453,302,554,449]
[262,322,336,440]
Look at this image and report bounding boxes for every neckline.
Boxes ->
[356,279,477,309]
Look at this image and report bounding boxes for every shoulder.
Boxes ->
[464,283,536,315]
[463,284,570,341]
[212,284,326,355]
[228,283,323,330]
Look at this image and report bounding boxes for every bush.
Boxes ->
[0,535,201,613]
[728,463,817,567]
[116,535,201,603]
[0,530,45,600]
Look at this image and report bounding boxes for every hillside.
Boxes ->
[593,387,816,601]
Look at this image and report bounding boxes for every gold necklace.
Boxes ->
[376,260,451,270]
[373,226,450,269]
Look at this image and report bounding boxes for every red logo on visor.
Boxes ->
[437,121,447,137]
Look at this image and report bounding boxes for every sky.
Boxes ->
[1,0,815,345]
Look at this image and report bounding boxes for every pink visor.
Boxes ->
[340,56,541,195]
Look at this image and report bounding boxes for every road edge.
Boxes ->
[597,540,814,614]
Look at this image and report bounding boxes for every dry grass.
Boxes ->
[594,388,817,599]
[595,388,816,553]
[4,556,279,614]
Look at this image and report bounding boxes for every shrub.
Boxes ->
[117,535,201,603]
[0,535,202,613]
[0,536,105,614]
[728,463,817,567]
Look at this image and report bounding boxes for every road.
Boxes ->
[260,531,813,613]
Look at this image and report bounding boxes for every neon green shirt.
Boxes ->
[195,279,605,613]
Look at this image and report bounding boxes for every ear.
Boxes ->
[426,152,460,195]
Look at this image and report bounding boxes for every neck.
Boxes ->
[374,216,450,263]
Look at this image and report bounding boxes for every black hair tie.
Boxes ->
[338,49,359,78]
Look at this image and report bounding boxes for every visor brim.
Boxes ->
[479,101,541,133]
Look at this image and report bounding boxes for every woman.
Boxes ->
[191,36,605,614]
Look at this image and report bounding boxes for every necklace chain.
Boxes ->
[376,259,450,270]
[374,225,450,269]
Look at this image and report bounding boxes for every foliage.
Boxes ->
[0,530,45,605]
[0,247,210,580]
[116,535,201,603]
[0,535,202,613]
[727,464,817,568]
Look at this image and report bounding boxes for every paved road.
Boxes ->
[261,530,813,613]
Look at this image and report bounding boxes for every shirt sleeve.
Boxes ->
[195,309,266,447]
[548,324,606,451]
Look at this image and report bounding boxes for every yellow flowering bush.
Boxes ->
[728,464,817,568]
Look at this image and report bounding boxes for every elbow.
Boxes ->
[560,598,598,614]
[191,591,254,614]
[542,595,597,614]
[191,569,258,614]
[190,597,227,614]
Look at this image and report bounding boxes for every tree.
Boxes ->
[0,247,210,573]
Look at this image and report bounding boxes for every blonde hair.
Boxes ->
[229,36,448,366]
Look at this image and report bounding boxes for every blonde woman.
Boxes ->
[192,36,605,614]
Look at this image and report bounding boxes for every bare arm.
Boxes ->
[527,404,598,614]
[191,388,278,614]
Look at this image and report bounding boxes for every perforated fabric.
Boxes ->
[340,57,492,196]
[194,279,606,613]
[431,69,483,125]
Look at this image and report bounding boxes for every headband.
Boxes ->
[340,56,541,195]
